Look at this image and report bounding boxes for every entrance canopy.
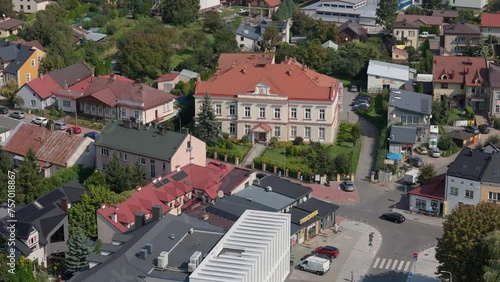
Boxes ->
[386,152,403,161]
[252,123,271,133]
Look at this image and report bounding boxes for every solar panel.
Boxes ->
[171,171,188,181]
[154,179,170,188]
[154,182,163,188]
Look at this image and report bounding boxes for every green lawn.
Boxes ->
[360,94,387,130]
[233,144,251,159]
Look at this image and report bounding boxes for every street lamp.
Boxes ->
[441,271,453,282]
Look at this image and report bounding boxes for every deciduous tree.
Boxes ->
[290,10,315,37]
[0,80,19,104]
[8,257,35,282]
[273,0,294,21]
[65,227,91,274]
[351,123,361,145]
[333,153,351,175]
[262,26,281,51]
[482,230,500,282]
[486,134,500,147]
[17,148,42,204]
[437,134,452,151]
[417,163,436,183]
[376,0,398,32]
[161,0,199,25]
[213,26,239,54]
[0,150,11,202]
[422,0,443,10]
[203,11,224,33]
[0,0,13,17]
[306,142,335,177]
[486,0,500,12]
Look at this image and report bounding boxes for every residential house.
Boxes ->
[387,89,432,142]
[443,23,482,55]
[367,60,416,92]
[57,74,177,123]
[16,62,92,110]
[431,9,459,23]
[0,17,25,38]
[480,152,500,204]
[393,20,420,49]
[392,45,409,64]
[444,148,491,216]
[96,162,230,243]
[489,63,500,117]
[481,13,500,38]
[336,19,368,45]
[95,121,206,180]
[450,130,481,147]
[322,40,338,50]
[216,53,275,71]
[408,174,445,216]
[450,0,487,10]
[0,181,86,267]
[12,0,55,13]
[388,125,417,154]
[200,0,221,11]
[396,14,445,32]
[194,58,342,143]
[236,19,291,51]
[0,41,46,87]
[156,69,200,93]
[245,0,280,18]
[2,124,95,177]
[432,56,489,111]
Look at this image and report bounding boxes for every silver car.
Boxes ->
[340,181,355,192]
[54,121,67,130]
[10,111,25,119]
[431,147,441,158]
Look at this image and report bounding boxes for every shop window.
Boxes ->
[416,199,426,210]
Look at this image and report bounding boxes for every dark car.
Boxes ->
[84,131,99,140]
[464,125,479,134]
[381,212,405,223]
[353,103,370,111]
[407,157,424,167]
[315,246,340,258]
[479,124,490,134]
[0,107,8,114]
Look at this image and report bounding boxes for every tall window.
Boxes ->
[449,187,458,196]
[259,107,265,118]
[244,106,251,117]
[229,123,236,134]
[229,104,236,116]
[214,104,222,115]
[465,190,474,199]
[31,59,35,67]
[274,126,280,137]
[25,73,31,82]
[290,108,297,119]
[244,125,250,135]
[30,100,36,106]
[304,108,311,119]
[134,110,140,119]
[319,109,325,120]
[319,128,325,139]
[121,108,126,117]
[100,148,109,156]
[496,92,500,100]
[305,127,311,138]
[63,100,71,107]
[290,126,297,138]
[274,108,280,119]
[489,192,500,201]
[496,104,500,113]
[141,157,146,166]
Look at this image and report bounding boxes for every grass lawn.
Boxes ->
[233,143,251,159]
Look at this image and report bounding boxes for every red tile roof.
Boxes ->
[432,56,488,87]
[25,75,61,100]
[196,62,341,102]
[481,13,500,28]
[156,72,180,82]
[249,0,279,7]
[397,15,444,26]
[408,174,445,200]
[3,124,88,166]
[217,53,275,71]
[252,123,271,132]
[0,18,25,30]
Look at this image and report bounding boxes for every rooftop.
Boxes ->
[338,19,367,36]
[388,89,432,115]
[447,148,491,181]
[432,9,459,18]
[481,152,500,183]
[217,53,275,71]
[206,196,277,222]
[432,56,488,87]
[444,23,481,35]
[236,24,260,40]
[367,60,415,82]
[289,208,320,227]
[0,42,36,75]
[489,63,500,88]
[0,115,21,130]
[392,20,420,29]
[219,167,254,195]
[481,13,500,28]
[48,62,93,88]
[302,2,378,21]
[389,126,417,145]
[396,15,444,26]
[25,74,61,100]
[234,185,296,210]
[408,174,445,200]
[450,130,477,141]
[13,39,45,52]
[295,197,339,217]
[258,175,312,200]
[0,17,25,30]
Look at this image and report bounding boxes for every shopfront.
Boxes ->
[408,174,445,217]
[289,209,320,244]
[296,198,339,232]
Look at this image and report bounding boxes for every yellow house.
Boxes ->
[1,41,46,87]
[480,153,500,204]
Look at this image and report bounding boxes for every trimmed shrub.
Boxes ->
[222,132,229,139]
[240,135,249,144]
[293,137,304,145]
[269,137,279,148]
[225,141,234,150]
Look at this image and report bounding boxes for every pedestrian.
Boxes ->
[410,205,413,214]
[334,223,338,233]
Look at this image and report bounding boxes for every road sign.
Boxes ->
[413,257,418,262]
[408,272,413,277]
[413,252,418,258]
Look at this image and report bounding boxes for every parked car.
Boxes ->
[407,157,424,167]
[302,253,333,262]
[237,8,247,13]
[352,98,370,106]
[381,212,405,223]
[298,256,330,275]
[84,131,99,140]
[340,181,355,192]
[32,117,48,126]
[479,124,490,134]
[431,147,441,158]
[67,126,82,134]
[464,125,479,134]
[315,246,340,258]
[414,146,428,155]
[353,104,370,111]
[357,94,371,101]
[349,85,358,92]
[10,111,25,119]
[209,161,228,171]
[54,121,67,131]
[0,106,8,114]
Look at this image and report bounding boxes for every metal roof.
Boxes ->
[481,152,500,183]
[367,60,415,82]
[236,25,261,40]
[447,148,491,181]
[388,89,432,115]
[234,185,295,210]
[389,126,417,144]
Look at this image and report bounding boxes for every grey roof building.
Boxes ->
[481,152,500,183]
[48,62,93,88]
[234,185,296,211]
[389,126,417,145]
[447,148,491,181]
[207,196,277,221]
[258,175,312,200]
[387,89,433,129]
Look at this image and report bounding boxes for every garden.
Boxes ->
[206,134,251,164]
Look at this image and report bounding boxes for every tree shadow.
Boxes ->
[358,270,440,282]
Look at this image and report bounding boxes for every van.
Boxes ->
[298,256,330,275]
[54,121,67,131]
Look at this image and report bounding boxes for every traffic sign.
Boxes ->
[413,252,418,258]
[413,257,417,262]
[408,272,413,277]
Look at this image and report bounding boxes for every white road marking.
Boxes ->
[379,259,387,269]
[398,260,405,270]
[404,261,411,272]
[373,258,380,268]
[386,259,393,269]
[391,260,399,269]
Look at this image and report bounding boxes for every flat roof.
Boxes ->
[219,168,253,195]
[234,185,296,210]
[258,175,312,199]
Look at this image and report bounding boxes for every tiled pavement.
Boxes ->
[391,208,445,228]
[287,179,361,204]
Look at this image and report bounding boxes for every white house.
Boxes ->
[444,148,491,216]
[481,13,500,38]
[367,60,416,92]
[15,75,59,110]
[200,0,220,10]
[12,0,56,13]
[236,19,291,51]
[450,0,487,10]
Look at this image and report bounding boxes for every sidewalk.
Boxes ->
[407,247,440,282]
[392,208,445,228]
[241,143,266,167]
[291,180,361,204]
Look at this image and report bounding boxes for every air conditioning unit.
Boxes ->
[157,256,168,269]
[188,262,197,272]
[190,251,202,266]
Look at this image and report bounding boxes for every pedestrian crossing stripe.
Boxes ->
[372,258,412,271]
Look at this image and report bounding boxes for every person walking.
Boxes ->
[410,205,413,214]
[334,223,339,233]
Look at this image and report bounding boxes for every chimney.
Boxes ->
[157,125,164,135]
[232,61,236,68]
[135,78,141,84]
[176,165,180,172]
[110,74,116,80]
[136,186,142,191]
[287,68,292,75]
[135,212,145,230]
[60,199,68,213]
[40,72,44,79]
[100,203,106,209]
[64,80,68,89]
[152,205,162,221]
[111,213,117,223]
[241,67,247,74]
[451,66,455,78]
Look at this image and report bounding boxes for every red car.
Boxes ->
[209,161,228,171]
[67,126,82,134]
[315,246,340,258]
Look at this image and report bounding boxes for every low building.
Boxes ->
[219,167,257,195]
[0,41,46,87]
[95,121,206,181]
[443,23,482,55]
[444,148,491,216]
[392,45,409,64]
[322,40,338,50]
[288,208,321,244]
[388,126,417,155]
[189,210,291,282]
[216,53,275,72]
[367,60,416,92]
[295,197,338,233]
[245,0,280,18]
[236,19,291,51]
[450,0,487,10]
[337,19,367,45]
[396,14,445,32]
[2,124,95,177]
[450,130,481,148]
[12,0,55,13]
[156,69,200,93]
[480,152,500,204]
[0,181,86,267]
[258,175,313,205]
[480,13,500,38]
[408,174,445,216]
[71,26,107,44]
[0,17,25,38]
[392,20,420,49]
[431,10,458,23]
[488,63,500,117]
[234,185,296,213]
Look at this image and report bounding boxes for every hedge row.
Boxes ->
[253,157,313,180]
[206,147,244,163]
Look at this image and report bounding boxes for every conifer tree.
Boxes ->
[17,148,42,204]
[195,92,221,145]
[65,227,91,274]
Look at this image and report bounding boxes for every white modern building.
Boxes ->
[449,0,487,10]
[189,210,291,282]
[367,60,416,92]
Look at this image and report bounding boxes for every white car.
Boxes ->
[238,8,247,13]
[431,147,441,158]
[32,117,48,126]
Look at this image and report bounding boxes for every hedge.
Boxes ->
[207,146,244,163]
[253,157,313,180]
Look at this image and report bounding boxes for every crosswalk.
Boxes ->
[372,258,412,271]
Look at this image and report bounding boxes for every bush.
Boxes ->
[50,107,59,117]
[293,137,304,145]
[286,146,304,157]
[438,134,452,151]
[225,141,234,150]
[269,137,279,148]
[465,106,475,119]
[240,135,249,144]
[493,116,500,130]
[206,146,243,163]
[222,132,229,139]
[253,157,313,180]
[107,23,118,35]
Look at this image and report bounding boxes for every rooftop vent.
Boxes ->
[138,249,148,259]
[157,251,169,269]
[265,186,272,192]
[144,243,153,254]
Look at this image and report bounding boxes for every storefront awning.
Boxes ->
[386,153,403,161]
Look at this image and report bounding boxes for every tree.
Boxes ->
[132,0,152,18]
[203,12,224,33]
[437,134,452,151]
[40,29,80,72]
[7,257,35,282]
[404,45,417,62]
[273,0,294,21]
[195,93,221,145]
[417,164,436,183]
[85,169,107,187]
[0,80,19,103]
[127,158,146,188]
[106,152,128,193]
[262,26,281,51]
[486,134,500,147]
[404,5,425,15]
[161,0,199,25]
[436,202,500,282]
[0,0,14,17]
[213,26,239,54]
[65,227,91,274]
[422,0,443,10]
[376,0,398,32]
[485,0,500,12]
[482,230,500,282]
[305,142,335,177]
[0,150,11,202]
[17,148,42,204]
[351,123,361,145]
[333,153,352,175]
[417,82,424,93]
[290,10,316,37]
[314,20,338,43]
[457,9,477,24]
[19,4,69,47]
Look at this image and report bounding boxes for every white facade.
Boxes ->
[445,175,481,216]
[367,60,416,92]
[481,27,500,38]
[491,88,500,117]
[13,0,55,13]
[189,210,291,282]
[236,34,259,51]
[17,85,56,110]
[200,0,220,10]
[450,0,487,10]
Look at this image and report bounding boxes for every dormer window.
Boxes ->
[475,78,482,84]
[255,83,270,95]
[441,74,449,80]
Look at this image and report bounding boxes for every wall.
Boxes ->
[432,82,464,100]
[143,100,176,123]
[17,48,44,87]
[68,139,95,169]
[387,107,429,128]
[169,134,206,170]
[158,77,180,93]
[480,182,500,203]
[409,195,443,214]
[229,171,257,195]
[57,97,77,113]
[200,0,220,10]
[96,212,119,244]
[450,0,486,9]
[490,87,500,117]
[27,246,46,267]
[393,28,419,49]
[44,217,69,259]
[0,27,20,38]
[445,175,481,215]
[17,86,44,110]
[236,34,257,51]
[481,27,500,38]
[0,130,10,144]
[367,74,406,92]
[444,34,482,54]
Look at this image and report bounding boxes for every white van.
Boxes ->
[298,256,330,275]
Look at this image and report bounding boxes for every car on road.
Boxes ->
[10,111,25,119]
[67,126,82,134]
[340,181,356,192]
[353,103,370,111]
[209,160,228,171]
[381,212,405,223]
[315,245,340,258]
[0,107,8,114]
[464,125,479,134]
[54,121,67,131]
[349,85,358,92]
[298,256,330,276]
[479,124,490,134]
[84,131,99,140]
[407,157,424,167]
[431,147,441,158]
[414,146,428,155]
[32,117,48,126]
